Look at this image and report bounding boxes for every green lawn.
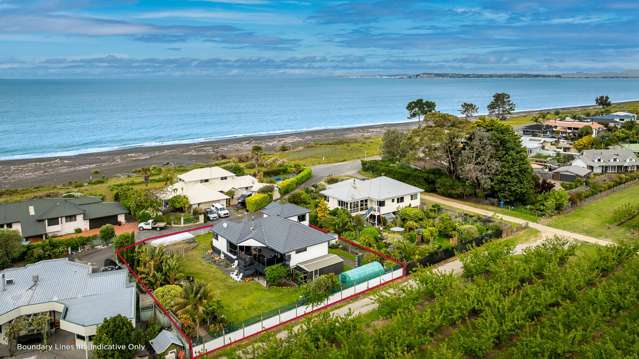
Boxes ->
[422,196,540,223]
[179,234,302,324]
[547,183,639,242]
[272,137,382,166]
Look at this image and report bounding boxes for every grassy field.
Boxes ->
[547,182,639,242]
[422,195,540,223]
[272,137,382,166]
[178,234,302,324]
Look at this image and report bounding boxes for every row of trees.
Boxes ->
[406,92,516,123]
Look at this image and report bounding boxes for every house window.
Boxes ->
[397,196,405,204]
[3,223,12,229]
[297,214,306,222]
[410,194,418,201]
[200,179,210,183]
[338,200,348,210]
[65,215,77,222]
[220,177,228,180]
[377,200,385,207]
[295,247,307,254]
[47,218,60,226]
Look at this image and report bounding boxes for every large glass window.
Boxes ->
[65,215,77,222]
[397,196,405,203]
[47,217,60,226]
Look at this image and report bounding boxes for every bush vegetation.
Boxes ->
[278,167,312,195]
[246,192,273,212]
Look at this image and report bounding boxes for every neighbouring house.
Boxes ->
[0,197,127,241]
[159,167,273,210]
[572,149,638,174]
[520,136,558,156]
[262,202,309,225]
[149,330,185,359]
[0,259,136,348]
[519,123,555,137]
[211,203,343,279]
[614,143,639,155]
[544,119,604,138]
[552,165,592,182]
[320,176,422,224]
[586,112,637,126]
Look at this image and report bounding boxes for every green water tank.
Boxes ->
[339,261,385,287]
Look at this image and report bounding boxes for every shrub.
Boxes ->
[154,284,183,311]
[398,207,425,222]
[325,176,341,184]
[257,185,275,194]
[0,230,23,269]
[611,202,639,224]
[301,273,340,306]
[99,224,116,244]
[287,191,312,206]
[246,192,272,212]
[168,195,190,212]
[278,168,312,195]
[265,264,289,286]
[458,224,480,241]
[222,163,245,176]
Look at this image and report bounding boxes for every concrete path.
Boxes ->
[422,193,614,246]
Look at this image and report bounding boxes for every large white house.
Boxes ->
[160,167,273,209]
[0,259,136,348]
[211,203,342,279]
[0,197,127,241]
[320,176,423,223]
[572,149,638,174]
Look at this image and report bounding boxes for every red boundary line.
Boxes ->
[116,223,407,359]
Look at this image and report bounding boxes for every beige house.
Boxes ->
[159,167,274,209]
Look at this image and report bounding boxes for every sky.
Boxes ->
[0,0,638,77]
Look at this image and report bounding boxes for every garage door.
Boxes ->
[89,215,119,229]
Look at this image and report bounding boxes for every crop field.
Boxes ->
[236,239,639,358]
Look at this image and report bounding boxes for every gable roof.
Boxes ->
[0,259,135,326]
[0,197,127,237]
[177,167,235,182]
[576,149,638,167]
[262,202,309,218]
[544,119,604,130]
[552,165,591,177]
[320,176,422,202]
[150,330,184,354]
[211,215,333,254]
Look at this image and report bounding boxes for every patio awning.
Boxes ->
[296,254,344,272]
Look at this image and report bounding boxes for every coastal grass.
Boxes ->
[272,137,382,166]
[421,195,540,223]
[546,182,639,242]
[178,233,302,324]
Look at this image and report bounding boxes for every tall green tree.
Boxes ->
[113,232,136,267]
[487,92,516,120]
[380,129,408,162]
[595,95,611,108]
[459,128,499,195]
[99,224,116,245]
[406,99,436,125]
[406,126,467,177]
[93,315,142,359]
[475,118,535,203]
[168,195,190,212]
[0,229,22,269]
[459,102,479,120]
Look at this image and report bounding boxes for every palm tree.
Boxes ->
[175,281,210,341]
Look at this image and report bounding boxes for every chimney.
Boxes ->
[32,274,39,285]
[28,206,35,216]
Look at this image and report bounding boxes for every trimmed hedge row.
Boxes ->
[278,168,312,195]
[247,192,273,212]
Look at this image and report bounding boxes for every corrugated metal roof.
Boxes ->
[150,330,184,354]
[262,202,309,218]
[0,259,134,323]
[296,254,343,272]
[320,176,422,202]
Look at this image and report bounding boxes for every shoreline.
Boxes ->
[1,99,637,191]
[0,121,417,190]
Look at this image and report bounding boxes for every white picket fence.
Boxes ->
[192,267,405,356]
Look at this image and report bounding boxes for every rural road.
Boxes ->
[306,156,381,187]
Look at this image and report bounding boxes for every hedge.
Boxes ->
[278,168,312,195]
[247,192,273,212]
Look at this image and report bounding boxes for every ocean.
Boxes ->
[1,77,639,160]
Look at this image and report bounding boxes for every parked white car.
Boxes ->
[138,219,168,231]
[205,208,219,221]
[212,203,230,218]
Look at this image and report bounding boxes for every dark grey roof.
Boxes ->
[552,165,591,177]
[0,197,127,237]
[211,215,333,254]
[576,149,638,167]
[262,202,309,219]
